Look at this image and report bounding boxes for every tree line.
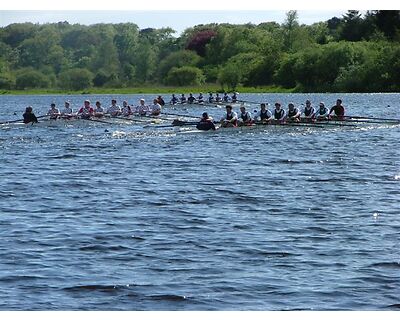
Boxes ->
[0,10,399,92]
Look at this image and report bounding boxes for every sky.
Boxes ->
[0,0,397,35]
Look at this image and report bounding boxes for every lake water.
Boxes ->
[0,93,399,310]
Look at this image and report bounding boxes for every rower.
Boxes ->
[170,94,178,105]
[47,103,61,120]
[187,93,196,104]
[237,105,253,126]
[273,102,286,123]
[223,92,230,103]
[220,105,238,128]
[197,93,204,103]
[302,99,315,121]
[208,93,214,103]
[94,101,105,118]
[157,95,165,106]
[23,106,38,124]
[121,101,132,117]
[287,103,301,122]
[254,103,272,123]
[61,101,74,119]
[196,112,216,131]
[136,98,149,116]
[215,93,222,103]
[150,99,162,116]
[330,99,345,120]
[231,92,238,103]
[107,99,121,117]
[77,100,94,119]
[316,102,329,120]
[180,94,187,104]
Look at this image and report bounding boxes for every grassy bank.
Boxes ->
[0,85,295,95]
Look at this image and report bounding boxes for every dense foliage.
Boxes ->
[1,10,399,92]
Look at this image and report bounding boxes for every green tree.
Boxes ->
[58,68,93,90]
[15,69,50,89]
[165,66,205,86]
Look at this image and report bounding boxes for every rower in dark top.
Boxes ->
[215,93,222,103]
[23,106,38,124]
[223,92,230,102]
[170,94,178,105]
[157,95,165,106]
[208,93,214,103]
[330,99,345,120]
[237,105,253,126]
[273,102,286,123]
[197,93,204,103]
[254,103,272,123]
[287,103,301,122]
[316,102,329,120]
[188,93,196,104]
[196,112,216,131]
[180,94,187,104]
[231,92,238,103]
[302,99,316,122]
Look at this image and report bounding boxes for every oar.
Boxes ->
[81,117,115,125]
[161,112,199,119]
[0,114,48,125]
[114,116,153,123]
[344,116,400,123]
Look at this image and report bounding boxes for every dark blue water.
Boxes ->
[0,93,399,310]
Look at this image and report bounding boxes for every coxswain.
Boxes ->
[150,99,162,116]
[208,93,214,103]
[61,101,74,119]
[330,99,345,120]
[223,92,230,103]
[273,102,286,123]
[107,99,121,117]
[316,102,330,120]
[237,105,253,126]
[157,95,165,106]
[77,100,94,119]
[197,93,204,103]
[254,103,272,123]
[23,106,38,124]
[196,112,216,131]
[136,99,149,116]
[170,94,178,105]
[47,103,60,120]
[121,101,132,117]
[220,105,238,128]
[94,101,104,118]
[302,99,315,121]
[287,103,301,122]
[187,93,196,104]
[215,93,222,103]
[231,92,238,103]
[180,94,187,104]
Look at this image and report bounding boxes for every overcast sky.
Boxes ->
[0,10,349,35]
[1,0,394,35]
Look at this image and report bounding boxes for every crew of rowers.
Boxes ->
[169,92,238,105]
[196,99,346,131]
[23,98,165,123]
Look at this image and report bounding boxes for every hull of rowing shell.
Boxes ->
[2,117,163,128]
[176,120,375,134]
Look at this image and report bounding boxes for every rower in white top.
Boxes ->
[302,99,316,121]
[121,101,132,117]
[47,103,61,120]
[136,99,149,116]
[287,102,301,122]
[150,99,162,116]
[107,99,121,117]
[61,101,74,119]
[220,105,238,127]
[94,101,104,118]
[315,102,330,120]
